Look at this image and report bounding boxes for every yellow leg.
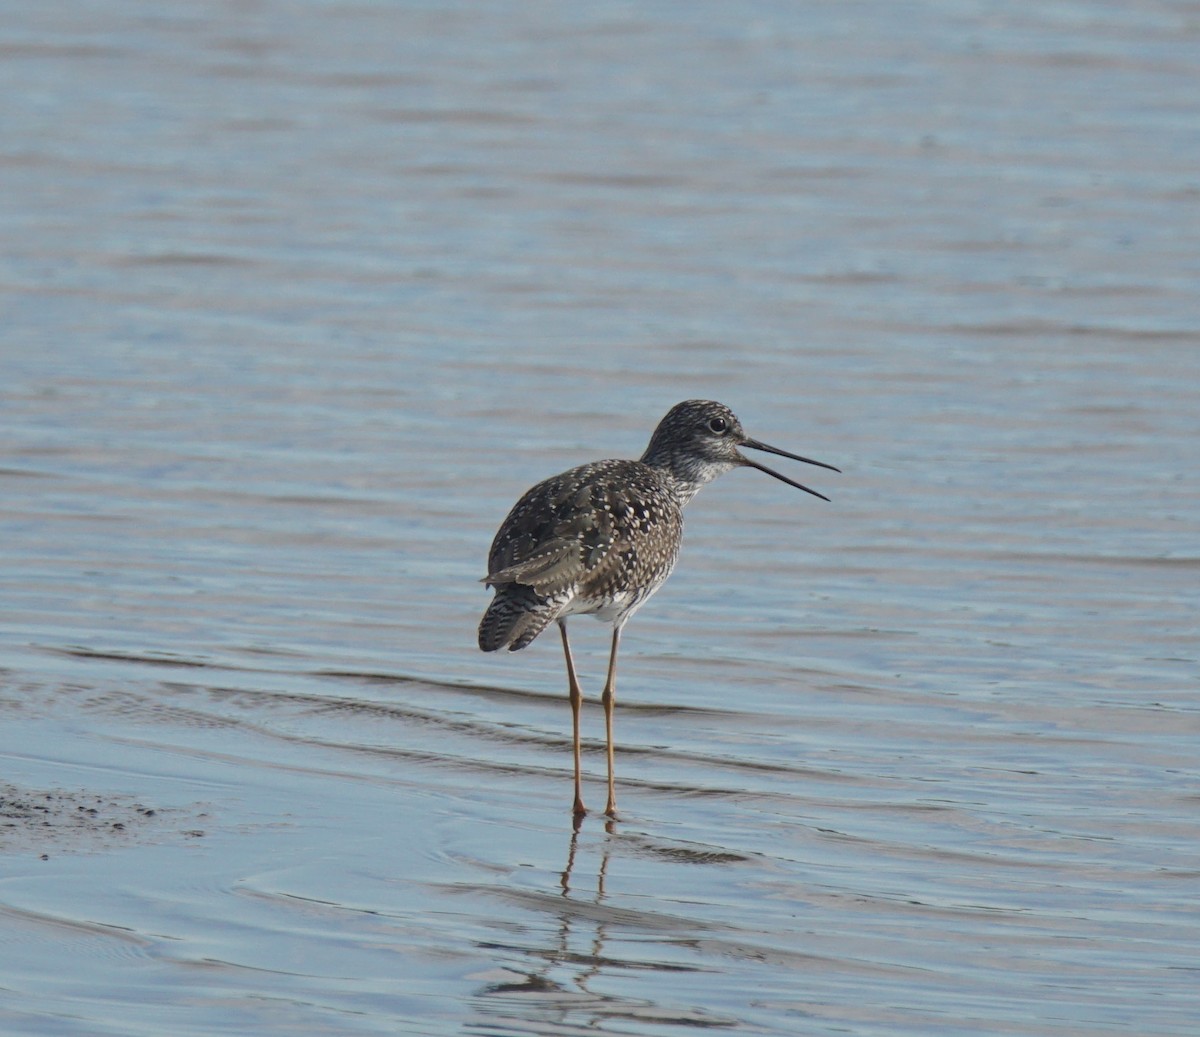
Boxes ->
[601,626,621,817]
[559,621,586,818]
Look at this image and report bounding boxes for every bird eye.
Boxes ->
[707,417,728,434]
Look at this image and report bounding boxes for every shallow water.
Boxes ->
[2,1,1198,1035]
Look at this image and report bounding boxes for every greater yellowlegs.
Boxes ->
[478,399,838,818]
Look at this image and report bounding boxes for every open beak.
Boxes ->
[738,437,840,502]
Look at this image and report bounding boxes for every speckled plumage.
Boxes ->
[478,399,838,818]
[478,459,684,652]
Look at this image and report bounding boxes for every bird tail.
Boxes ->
[478,585,560,652]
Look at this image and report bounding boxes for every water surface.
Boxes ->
[1,2,1197,1035]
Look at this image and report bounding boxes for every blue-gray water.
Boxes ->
[2,2,1198,1035]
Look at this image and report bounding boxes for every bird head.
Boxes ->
[641,399,839,500]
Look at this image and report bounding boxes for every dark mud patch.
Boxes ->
[0,783,208,858]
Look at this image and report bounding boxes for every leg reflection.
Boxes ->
[471,822,618,1031]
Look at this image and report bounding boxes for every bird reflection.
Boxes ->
[468,821,618,1032]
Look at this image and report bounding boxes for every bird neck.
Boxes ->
[639,449,734,508]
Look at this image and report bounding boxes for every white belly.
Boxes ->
[559,588,649,625]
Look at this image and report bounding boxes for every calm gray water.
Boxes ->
[2,2,1198,1034]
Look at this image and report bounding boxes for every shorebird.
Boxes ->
[478,399,838,818]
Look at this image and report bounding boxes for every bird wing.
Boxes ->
[482,537,584,595]
[482,461,680,600]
